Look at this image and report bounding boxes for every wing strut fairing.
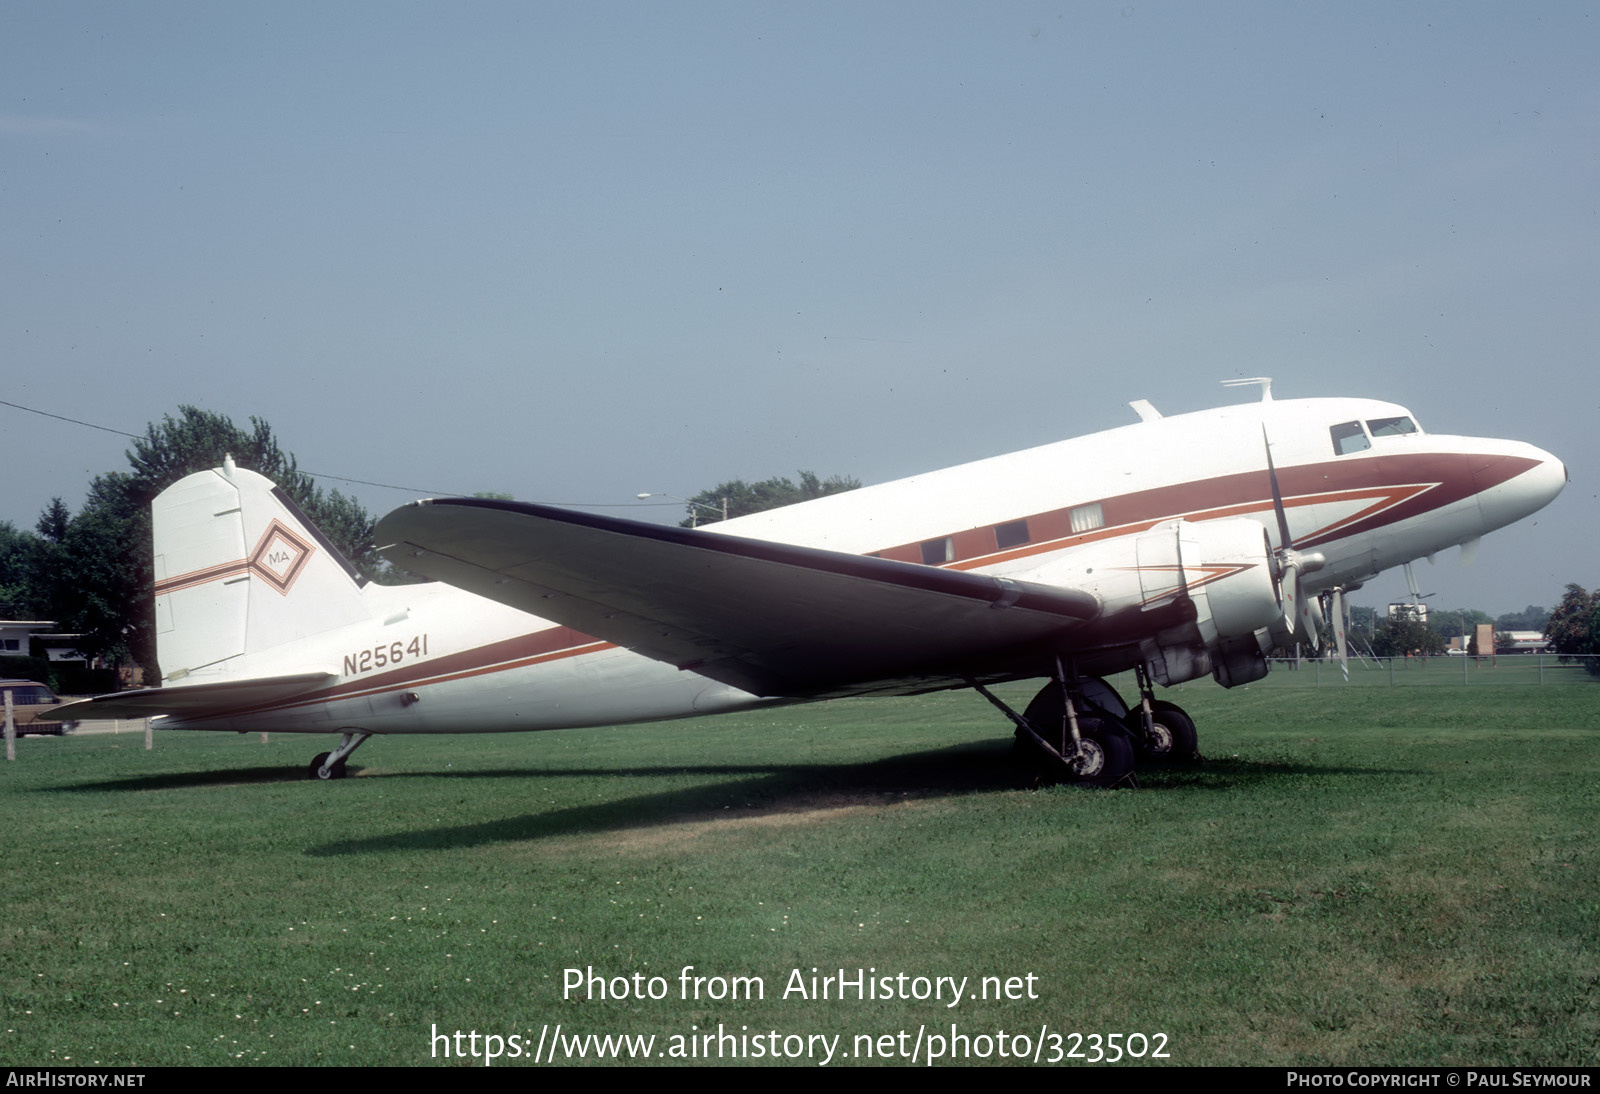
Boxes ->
[377,499,1101,698]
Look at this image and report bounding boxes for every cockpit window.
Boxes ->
[1330,420,1371,455]
[1367,415,1418,437]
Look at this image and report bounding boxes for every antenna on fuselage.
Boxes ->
[1129,399,1162,422]
[1222,376,1273,401]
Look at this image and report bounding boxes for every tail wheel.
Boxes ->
[1125,700,1201,768]
[308,752,348,780]
[1018,686,1137,787]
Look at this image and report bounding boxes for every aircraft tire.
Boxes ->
[1077,676,1129,721]
[1151,701,1202,766]
[1125,701,1200,768]
[308,751,347,780]
[1017,687,1136,787]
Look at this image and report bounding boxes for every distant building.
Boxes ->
[0,620,55,657]
[1388,602,1428,623]
[1501,630,1548,653]
[38,634,89,666]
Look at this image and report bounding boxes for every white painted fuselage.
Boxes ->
[150,393,1564,737]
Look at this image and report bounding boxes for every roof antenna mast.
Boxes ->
[1221,377,1273,401]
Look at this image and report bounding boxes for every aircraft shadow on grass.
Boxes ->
[52,739,1016,798]
[51,731,1400,802]
[297,748,1399,857]
[42,752,1405,862]
[50,742,1398,823]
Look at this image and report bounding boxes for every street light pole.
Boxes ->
[636,492,728,528]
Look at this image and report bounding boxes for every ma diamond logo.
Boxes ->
[248,520,315,594]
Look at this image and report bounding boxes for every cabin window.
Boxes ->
[1069,503,1105,534]
[1330,421,1371,455]
[995,519,1031,551]
[920,537,954,565]
[1367,415,1418,438]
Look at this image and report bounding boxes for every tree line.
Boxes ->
[1357,597,1600,670]
[1,407,381,681]
[676,471,861,527]
[0,407,865,688]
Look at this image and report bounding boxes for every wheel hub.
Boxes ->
[1066,738,1107,777]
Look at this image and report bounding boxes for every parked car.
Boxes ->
[0,680,74,735]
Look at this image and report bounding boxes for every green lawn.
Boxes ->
[2,678,1597,1066]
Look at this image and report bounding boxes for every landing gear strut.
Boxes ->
[971,664,1199,787]
[1123,665,1201,768]
[1018,683,1135,787]
[308,731,372,780]
[970,664,1137,787]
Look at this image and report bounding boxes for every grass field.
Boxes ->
[2,676,1597,1067]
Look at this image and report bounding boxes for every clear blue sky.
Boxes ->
[3,1,1594,615]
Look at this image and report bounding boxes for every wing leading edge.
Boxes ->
[376,499,1101,698]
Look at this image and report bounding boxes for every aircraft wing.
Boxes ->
[377,499,1101,698]
[39,672,337,722]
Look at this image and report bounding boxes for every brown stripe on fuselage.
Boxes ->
[893,450,1536,571]
[175,626,619,722]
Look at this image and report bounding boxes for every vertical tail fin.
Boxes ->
[152,459,373,682]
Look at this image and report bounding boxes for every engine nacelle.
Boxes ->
[1134,518,1280,688]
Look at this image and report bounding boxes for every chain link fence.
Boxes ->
[1255,652,1598,687]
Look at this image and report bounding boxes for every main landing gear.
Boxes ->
[971,664,1201,788]
[308,731,372,780]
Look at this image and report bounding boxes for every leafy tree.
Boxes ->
[1428,608,1493,643]
[124,407,377,574]
[0,521,42,617]
[34,407,391,675]
[1370,616,1446,658]
[1496,604,1550,632]
[1545,584,1600,676]
[34,498,70,544]
[1347,604,1378,635]
[679,470,861,527]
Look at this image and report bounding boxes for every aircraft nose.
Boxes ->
[1475,442,1565,533]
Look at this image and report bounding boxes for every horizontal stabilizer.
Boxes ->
[40,672,337,722]
[377,499,1100,697]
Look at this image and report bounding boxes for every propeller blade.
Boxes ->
[1280,563,1299,637]
[1261,427,1293,552]
[1299,593,1324,651]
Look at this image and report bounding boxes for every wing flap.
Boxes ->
[377,499,1098,696]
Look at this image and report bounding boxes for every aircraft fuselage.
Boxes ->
[157,394,1565,738]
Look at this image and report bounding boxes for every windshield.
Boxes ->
[1367,415,1419,438]
[1330,420,1370,455]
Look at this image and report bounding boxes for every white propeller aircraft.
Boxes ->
[48,381,1565,786]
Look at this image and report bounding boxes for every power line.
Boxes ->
[0,396,660,508]
[0,398,139,439]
